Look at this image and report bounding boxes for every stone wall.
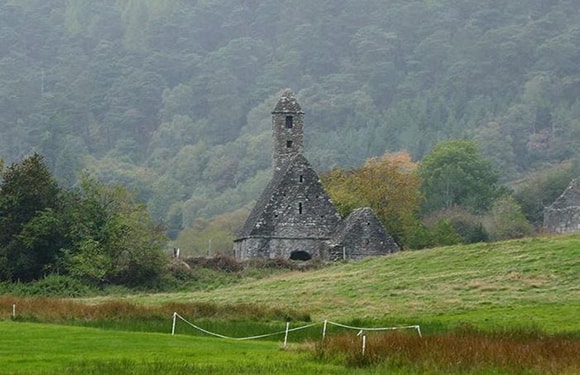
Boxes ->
[234,237,328,260]
[543,177,580,233]
[544,207,580,233]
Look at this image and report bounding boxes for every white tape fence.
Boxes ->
[171,312,422,348]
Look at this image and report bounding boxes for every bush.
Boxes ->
[484,196,533,241]
[0,275,93,297]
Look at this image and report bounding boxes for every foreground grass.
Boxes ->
[105,235,580,333]
[0,321,375,375]
[1,321,577,375]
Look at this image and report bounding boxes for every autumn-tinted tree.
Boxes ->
[322,152,423,247]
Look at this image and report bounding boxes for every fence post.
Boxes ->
[12,304,16,318]
[362,334,366,356]
[283,321,290,347]
[171,312,177,335]
[322,320,328,340]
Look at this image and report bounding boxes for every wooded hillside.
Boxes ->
[1,0,579,244]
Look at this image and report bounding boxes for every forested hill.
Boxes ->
[1,0,579,241]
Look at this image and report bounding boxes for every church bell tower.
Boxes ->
[271,89,304,173]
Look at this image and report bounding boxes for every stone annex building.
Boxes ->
[233,90,399,261]
[544,177,580,233]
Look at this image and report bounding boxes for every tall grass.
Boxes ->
[0,295,312,340]
[315,327,580,374]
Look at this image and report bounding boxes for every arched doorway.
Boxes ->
[289,250,312,261]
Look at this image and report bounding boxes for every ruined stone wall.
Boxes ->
[543,207,580,233]
[543,177,580,233]
[250,157,341,239]
[234,237,327,260]
[328,207,399,261]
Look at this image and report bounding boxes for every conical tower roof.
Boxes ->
[272,89,303,113]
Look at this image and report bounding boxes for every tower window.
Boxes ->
[286,140,293,148]
[298,202,303,214]
[299,175,304,183]
[285,116,293,128]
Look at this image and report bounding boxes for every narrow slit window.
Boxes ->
[298,202,303,214]
[299,175,304,183]
[286,140,293,148]
[285,115,293,128]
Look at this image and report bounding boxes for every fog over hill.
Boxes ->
[0,0,579,244]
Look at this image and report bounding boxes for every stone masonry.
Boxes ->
[233,90,399,261]
[544,177,580,233]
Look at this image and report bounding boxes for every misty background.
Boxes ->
[1,0,579,253]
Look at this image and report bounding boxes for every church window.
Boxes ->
[285,116,293,128]
[286,140,293,148]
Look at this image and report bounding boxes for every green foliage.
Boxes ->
[419,140,499,214]
[0,154,66,281]
[484,196,533,241]
[322,152,423,248]
[0,154,167,287]
[0,274,93,297]
[175,209,248,256]
[427,219,463,247]
[425,207,489,246]
[66,175,168,286]
[513,160,580,227]
[1,1,580,242]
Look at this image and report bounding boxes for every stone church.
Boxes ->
[544,177,580,233]
[233,90,399,261]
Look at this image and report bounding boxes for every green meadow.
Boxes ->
[1,234,579,374]
[0,321,396,375]
[110,235,580,333]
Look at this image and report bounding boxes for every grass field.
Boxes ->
[0,321,405,375]
[106,235,580,333]
[1,234,579,374]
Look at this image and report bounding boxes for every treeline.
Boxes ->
[0,154,166,286]
[322,140,580,250]
[1,0,579,251]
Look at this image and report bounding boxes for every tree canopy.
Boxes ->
[0,154,167,285]
[0,1,578,242]
[419,140,500,214]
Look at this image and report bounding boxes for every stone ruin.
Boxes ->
[543,177,580,233]
[233,90,399,261]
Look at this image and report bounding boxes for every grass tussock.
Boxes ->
[0,295,311,323]
[315,328,580,374]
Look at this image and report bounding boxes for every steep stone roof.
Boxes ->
[547,177,580,210]
[331,207,399,255]
[272,89,303,114]
[235,154,341,240]
[236,154,341,241]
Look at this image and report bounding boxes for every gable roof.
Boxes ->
[547,177,580,210]
[331,207,399,254]
[235,154,340,240]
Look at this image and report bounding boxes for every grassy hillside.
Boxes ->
[121,234,579,333]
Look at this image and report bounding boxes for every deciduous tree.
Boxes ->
[322,151,423,247]
[419,140,499,213]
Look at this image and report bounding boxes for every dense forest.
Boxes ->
[1,0,580,255]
